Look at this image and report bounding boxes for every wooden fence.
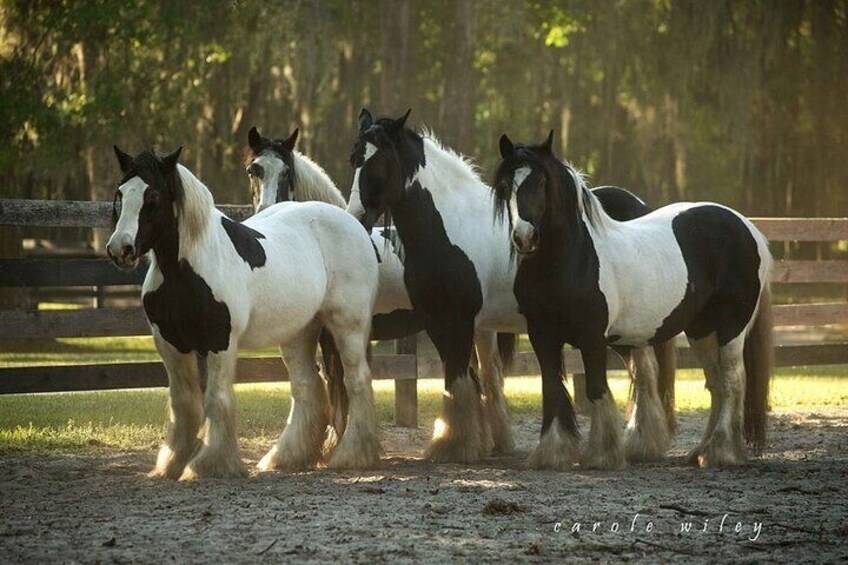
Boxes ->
[1,199,847,428]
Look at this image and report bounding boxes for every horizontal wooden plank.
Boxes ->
[751,217,848,242]
[771,260,848,283]
[0,258,146,288]
[0,354,417,395]
[1,341,845,395]
[0,308,149,339]
[773,303,848,326]
[0,199,254,229]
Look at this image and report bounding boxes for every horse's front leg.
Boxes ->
[580,344,626,470]
[424,322,492,464]
[624,346,672,461]
[149,329,204,479]
[526,326,580,470]
[181,342,248,480]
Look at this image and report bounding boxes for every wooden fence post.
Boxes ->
[394,334,419,428]
[572,371,592,415]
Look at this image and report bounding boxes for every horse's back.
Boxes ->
[236,201,378,345]
[602,201,770,345]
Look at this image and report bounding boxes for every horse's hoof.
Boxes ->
[327,434,382,470]
[689,431,747,467]
[525,423,580,470]
[257,445,318,473]
[180,453,249,480]
[624,427,671,462]
[580,450,627,471]
[424,434,488,464]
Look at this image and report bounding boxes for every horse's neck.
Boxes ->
[293,152,346,208]
[150,209,219,278]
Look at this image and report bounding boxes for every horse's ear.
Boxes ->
[248,126,262,151]
[358,108,374,131]
[162,147,183,173]
[280,128,299,152]
[392,108,412,131]
[499,134,515,160]
[541,129,554,153]
[113,145,134,173]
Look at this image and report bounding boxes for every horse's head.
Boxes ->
[106,146,183,269]
[347,108,423,231]
[494,130,569,256]
[245,126,298,212]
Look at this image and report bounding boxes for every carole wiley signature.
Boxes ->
[553,513,764,542]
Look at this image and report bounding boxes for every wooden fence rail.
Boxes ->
[1,199,846,428]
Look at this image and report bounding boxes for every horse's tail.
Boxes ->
[744,285,773,454]
[652,339,678,435]
[319,329,348,438]
[497,333,517,372]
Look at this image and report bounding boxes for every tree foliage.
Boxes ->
[1,0,846,216]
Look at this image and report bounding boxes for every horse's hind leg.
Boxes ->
[258,321,329,471]
[325,315,381,470]
[150,329,204,480]
[695,335,747,467]
[181,343,248,480]
[580,345,626,470]
[475,330,514,454]
[624,346,671,461]
[686,333,724,464]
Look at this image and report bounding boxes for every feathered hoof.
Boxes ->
[257,444,320,473]
[688,432,747,468]
[424,431,489,464]
[327,434,382,470]
[525,420,579,470]
[148,442,199,480]
[180,449,248,480]
[581,447,627,470]
[624,423,671,462]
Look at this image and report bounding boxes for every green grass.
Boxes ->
[1,331,845,454]
[1,367,845,455]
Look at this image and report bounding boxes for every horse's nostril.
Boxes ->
[122,244,134,259]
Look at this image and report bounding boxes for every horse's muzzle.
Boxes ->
[106,237,139,270]
[512,226,538,255]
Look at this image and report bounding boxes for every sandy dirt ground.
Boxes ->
[1,408,846,564]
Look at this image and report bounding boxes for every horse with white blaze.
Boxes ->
[244,125,528,452]
[106,146,380,479]
[346,109,677,468]
[494,132,773,467]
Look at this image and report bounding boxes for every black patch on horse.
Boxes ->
[651,205,761,346]
[371,309,425,341]
[143,258,232,356]
[392,180,484,391]
[221,217,266,269]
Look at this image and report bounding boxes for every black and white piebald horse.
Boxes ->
[106,147,381,479]
[346,109,677,468]
[494,132,773,468]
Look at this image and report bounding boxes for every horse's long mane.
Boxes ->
[175,164,214,254]
[291,151,346,208]
[418,129,486,189]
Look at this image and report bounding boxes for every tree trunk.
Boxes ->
[379,0,416,113]
[442,0,476,154]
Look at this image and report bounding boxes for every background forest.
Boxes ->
[2,0,847,218]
